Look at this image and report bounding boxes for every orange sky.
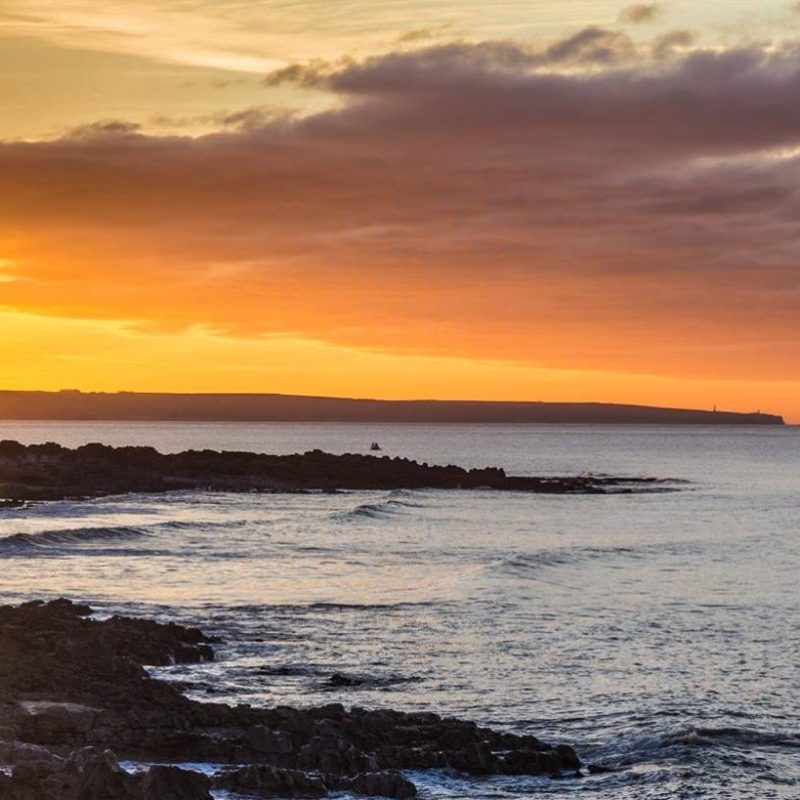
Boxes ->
[1,2,799,420]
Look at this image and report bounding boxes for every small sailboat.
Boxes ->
[370,441,382,451]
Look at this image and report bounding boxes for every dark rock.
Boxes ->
[337,770,417,798]
[215,765,328,798]
[587,762,616,774]
[0,499,25,509]
[140,765,213,799]
[326,673,362,688]
[0,748,212,799]
[0,441,668,502]
[0,599,583,799]
[243,726,295,756]
[322,672,422,691]
[215,766,417,799]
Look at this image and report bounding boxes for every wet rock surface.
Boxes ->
[0,749,213,800]
[0,440,667,502]
[0,599,583,798]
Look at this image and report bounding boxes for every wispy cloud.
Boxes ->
[0,0,325,72]
[0,0,599,73]
[1,0,784,75]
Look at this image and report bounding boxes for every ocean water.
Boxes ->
[1,422,799,799]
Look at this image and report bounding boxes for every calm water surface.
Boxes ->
[1,422,798,799]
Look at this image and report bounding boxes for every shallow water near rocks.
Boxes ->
[1,422,798,799]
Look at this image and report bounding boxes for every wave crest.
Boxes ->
[661,725,800,750]
[336,490,426,521]
[0,525,149,555]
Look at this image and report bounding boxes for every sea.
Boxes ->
[0,422,798,799]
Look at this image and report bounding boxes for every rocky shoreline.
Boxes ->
[0,441,670,502]
[0,599,583,799]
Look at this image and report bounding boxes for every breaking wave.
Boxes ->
[498,546,640,577]
[0,525,150,556]
[336,491,427,521]
[659,725,800,750]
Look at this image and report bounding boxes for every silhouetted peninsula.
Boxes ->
[0,442,673,502]
[0,391,785,424]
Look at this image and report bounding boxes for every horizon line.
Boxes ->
[0,388,785,423]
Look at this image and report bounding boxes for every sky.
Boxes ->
[1,0,799,419]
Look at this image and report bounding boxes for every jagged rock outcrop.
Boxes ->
[0,599,582,798]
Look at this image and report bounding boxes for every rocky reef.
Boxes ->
[0,440,668,502]
[0,599,582,799]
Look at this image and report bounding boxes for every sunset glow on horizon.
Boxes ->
[2,1,799,420]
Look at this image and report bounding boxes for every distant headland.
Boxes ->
[0,390,785,425]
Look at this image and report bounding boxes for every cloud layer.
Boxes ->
[1,36,799,381]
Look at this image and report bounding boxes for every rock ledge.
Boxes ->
[0,599,582,799]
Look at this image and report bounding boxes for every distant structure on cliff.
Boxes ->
[0,391,785,425]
